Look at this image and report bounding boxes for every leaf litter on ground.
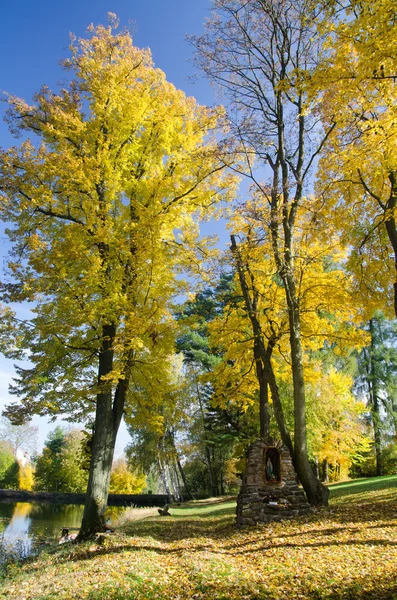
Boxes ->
[1,478,397,599]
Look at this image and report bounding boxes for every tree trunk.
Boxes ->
[157,456,171,496]
[220,457,225,496]
[197,388,217,496]
[371,382,383,477]
[231,234,293,453]
[387,397,397,438]
[385,175,397,318]
[261,352,294,456]
[212,447,220,496]
[254,343,270,440]
[170,463,182,501]
[322,459,329,483]
[231,235,270,440]
[78,396,118,539]
[168,430,193,500]
[78,324,128,540]
[313,457,320,480]
[176,455,193,500]
[285,273,329,506]
[206,446,217,496]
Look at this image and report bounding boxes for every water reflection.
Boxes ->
[0,501,125,562]
[1,503,33,558]
[0,502,82,561]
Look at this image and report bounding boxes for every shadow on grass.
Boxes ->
[36,492,396,562]
[41,501,397,568]
[52,530,397,567]
[14,479,397,590]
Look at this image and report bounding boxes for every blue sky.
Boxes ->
[0,0,219,453]
[1,0,214,146]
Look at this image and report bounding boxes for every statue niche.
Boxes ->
[265,447,281,484]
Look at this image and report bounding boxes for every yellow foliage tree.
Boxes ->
[313,0,397,317]
[192,0,341,506]
[207,193,368,473]
[306,365,371,480]
[18,464,34,491]
[0,16,234,538]
[109,459,145,494]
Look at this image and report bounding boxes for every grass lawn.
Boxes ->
[1,476,397,599]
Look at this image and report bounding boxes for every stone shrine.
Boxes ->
[236,438,312,526]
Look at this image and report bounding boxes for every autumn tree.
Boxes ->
[0,417,36,490]
[125,279,247,500]
[125,352,196,500]
[0,16,233,538]
[207,195,368,482]
[109,458,145,494]
[192,0,337,505]
[228,232,292,451]
[313,0,397,317]
[0,441,19,489]
[305,363,371,481]
[176,275,249,497]
[34,427,65,492]
[18,463,34,491]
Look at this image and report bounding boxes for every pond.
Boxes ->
[0,501,123,564]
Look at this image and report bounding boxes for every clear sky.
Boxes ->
[0,0,217,454]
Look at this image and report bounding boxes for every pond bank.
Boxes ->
[0,489,171,507]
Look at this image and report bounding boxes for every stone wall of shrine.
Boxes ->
[236,439,312,526]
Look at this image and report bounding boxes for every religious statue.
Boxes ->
[266,456,274,481]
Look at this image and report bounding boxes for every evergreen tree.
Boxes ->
[354,314,397,475]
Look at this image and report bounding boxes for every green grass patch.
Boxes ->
[328,474,397,498]
[165,500,236,519]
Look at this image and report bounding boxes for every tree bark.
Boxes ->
[157,456,171,496]
[77,324,128,540]
[260,349,294,457]
[197,388,217,496]
[313,457,320,480]
[254,343,271,440]
[175,454,193,500]
[231,235,271,440]
[284,272,329,505]
[170,463,182,500]
[322,459,329,483]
